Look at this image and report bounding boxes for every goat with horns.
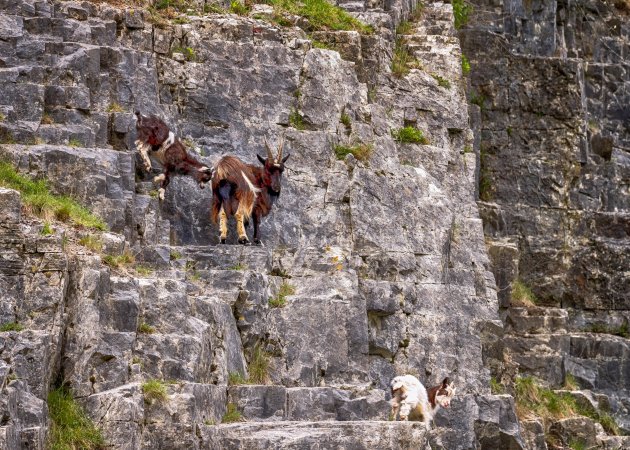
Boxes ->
[211,137,290,245]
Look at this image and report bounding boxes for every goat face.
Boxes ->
[435,378,456,408]
[257,136,290,194]
[135,111,170,147]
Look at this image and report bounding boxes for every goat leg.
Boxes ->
[135,140,152,172]
[253,213,262,246]
[219,208,228,244]
[157,171,170,201]
[234,211,250,245]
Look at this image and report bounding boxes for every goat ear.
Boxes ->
[135,111,142,125]
[257,154,266,165]
[282,153,291,164]
[442,377,450,388]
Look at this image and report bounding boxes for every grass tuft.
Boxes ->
[229,0,251,15]
[248,343,271,384]
[0,161,107,230]
[41,222,53,235]
[68,138,82,148]
[461,54,471,75]
[334,143,373,162]
[563,373,579,390]
[511,279,537,306]
[432,73,451,89]
[138,322,156,334]
[0,322,24,332]
[106,103,125,113]
[135,265,154,276]
[391,38,421,78]
[228,372,250,385]
[142,379,168,404]
[490,377,505,394]
[269,281,295,308]
[48,386,105,450]
[586,322,629,339]
[102,251,135,269]
[289,108,305,130]
[340,112,351,129]
[391,126,429,144]
[266,0,372,33]
[79,235,103,253]
[222,403,243,423]
[452,0,473,29]
[229,263,247,271]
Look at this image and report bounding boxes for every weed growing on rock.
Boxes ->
[0,113,5,122]
[452,0,473,29]
[511,279,537,306]
[569,439,587,450]
[106,103,125,113]
[461,54,471,75]
[40,222,53,235]
[228,372,250,385]
[340,112,351,129]
[173,46,196,61]
[170,251,182,260]
[391,126,429,144]
[102,251,135,269]
[563,373,579,390]
[469,91,486,109]
[68,138,82,148]
[248,343,271,384]
[432,73,451,89]
[79,235,103,253]
[48,386,105,450]
[289,108,305,130]
[229,0,250,15]
[490,377,505,394]
[142,379,169,404]
[391,38,421,78]
[0,161,106,230]
[0,322,24,332]
[268,281,295,308]
[41,113,54,124]
[138,322,156,334]
[267,0,372,33]
[334,143,373,162]
[396,20,412,34]
[586,322,629,339]
[222,403,243,423]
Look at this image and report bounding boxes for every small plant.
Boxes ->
[41,113,54,124]
[40,222,53,235]
[462,145,473,154]
[268,281,295,308]
[131,356,142,365]
[48,386,105,450]
[0,322,24,332]
[102,251,135,269]
[452,0,473,29]
[396,20,412,34]
[340,112,351,129]
[269,267,290,278]
[469,91,486,109]
[289,108,305,130]
[432,73,451,89]
[229,263,247,271]
[334,143,373,162]
[367,87,377,103]
[586,322,629,339]
[563,373,579,390]
[511,279,537,306]
[78,235,103,253]
[170,251,182,260]
[461,54,471,75]
[569,439,587,450]
[391,126,429,144]
[138,322,156,334]
[142,379,168,404]
[68,138,82,148]
[189,271,201,282]
[0,113,5,122]
[229,0,250,15]
[204,419,216,425]
[312,39,333,50]
[106,103,125,113]
[135,265,154,276]
[228,372,250,385]
[221,403,243,423]
[0,131,16,144]
[490,377,505,394]
[248,343,271,384]
[265,0,372,33]
[173,46,196,61]
[391,38,421,78]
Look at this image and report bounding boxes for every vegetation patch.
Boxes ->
[391,126,429,144]
[586,322,629,339]
[490,377,505,394]
[170,250,182,260]
[142,379,169,404]
[289,108,305,130]
[228,372,251,385]
[222,403,243,423]
[106,103,125,113]
[452,0,473,29]
[68,138,82,148]
[102,251,135,269]
[0,161,107,230]
[229,0,251,15]
[229,263,247,271]
[432,73,451,89]
[41,222,53,235]
[511,279,537,306]
[172,46,196,61]
[391,38,421,78]
[135,265,154,276]
[48,386,105,450]
[269,281,295,308]
[138,322,156,334]
[248,343,271,384]
[340,111,351,129]
[79,235,103,253]
[461,54,471,75]
[0,322,24,332]
[266,0,373,33]
[334,143,373,162]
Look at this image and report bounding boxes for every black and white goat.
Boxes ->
[134,112,212,200]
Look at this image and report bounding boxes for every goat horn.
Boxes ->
[264,137,274,161]
[276,134,285,162]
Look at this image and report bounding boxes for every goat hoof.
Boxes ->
[158,188,165,201]
[238,237,250,245]
[253,239,262,246]
[220,238,226,245]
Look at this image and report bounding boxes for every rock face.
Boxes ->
[0,0,531,448]
[460,0,630,445]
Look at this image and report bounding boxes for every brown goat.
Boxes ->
[211,137,289,245]
[135,112,213,200]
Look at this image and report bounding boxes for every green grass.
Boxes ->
[0,113,5,122]
[452,0,473,29]
[0,130,16,144]
[228,372,251,385]
[102,251,135,269]
[432,73,451,89]
[569,439,587,450]
[269,281,295,308]
[173,46,196,61]
[68,138,82,148]
[222,403,243,423]
[340,112,351,129]
[41,222,53,235]
[391,38,421,78]
[511,279,537,306]
[248,343,271,384]
[138,322,156,334]
[461,54,471,75]
[229,0,251,15]
[334,143,373,162]
[79,235,103,253]
[229,263,247,271]
[396,20,413,34]
[135,265,154,276]
[0,322,24,332]
[170,251,182,260]
[490,377,505,394]
[391,126,429,144]
[586,322,629,339]
[289,108,305,130]
[47,386,105,450]
[563,373,579,390]
[0,161,107,230]
[106,103,125,113]
[469,91,486,109]
[142,379,168,404]
[266,0,372,33]
[41,113,54,125]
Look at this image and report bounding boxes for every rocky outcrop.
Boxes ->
[0,0,529,448]
[460,0,630,445]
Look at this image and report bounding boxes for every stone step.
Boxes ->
[176,245,273,272]
[227,385,388,422]
[198,421,428,450]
